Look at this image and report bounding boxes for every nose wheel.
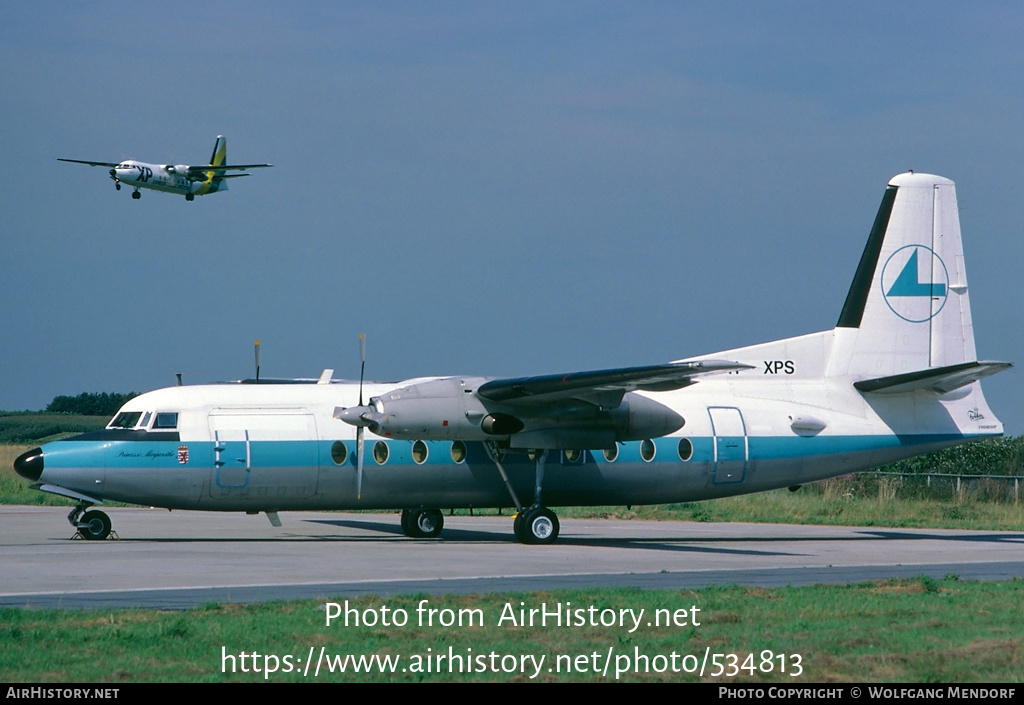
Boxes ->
[131,190,141,199]
[68,503,114,540]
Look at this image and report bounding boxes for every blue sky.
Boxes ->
[2,2,1021,433]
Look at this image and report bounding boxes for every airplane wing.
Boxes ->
[57,158,120,167]
[477,359,752,406]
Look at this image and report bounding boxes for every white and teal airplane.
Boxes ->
[15,172,1010,544]
[58,135,271,200]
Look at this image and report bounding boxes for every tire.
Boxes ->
[413,509,443,538]
[403,508,443,538]
[400,508,415,537]
[517,506,559,545]
[79,510,111,540]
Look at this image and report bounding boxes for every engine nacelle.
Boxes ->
[349,376,685,449]
[367,377,493,440]
[165,164,189,175]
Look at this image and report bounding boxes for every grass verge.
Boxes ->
[2,578,1022,682]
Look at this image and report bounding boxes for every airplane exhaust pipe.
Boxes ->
[481,413,525,435]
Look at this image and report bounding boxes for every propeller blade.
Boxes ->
[254,340,261,384]
[356,426,364,500]
[358,333,366,406]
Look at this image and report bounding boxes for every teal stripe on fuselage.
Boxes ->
[42,432,993,472]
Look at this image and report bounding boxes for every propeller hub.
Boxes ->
[334,405,380,430]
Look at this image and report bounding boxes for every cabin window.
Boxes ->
[373,441,389,465]
[331,441,348,465]
[154,412,178,429]
[677,438,693,462]
[450,440,467,464]
[641,439,656,462]
[603,446,618,462]
[412,440,428,464]
[110,411,143,428]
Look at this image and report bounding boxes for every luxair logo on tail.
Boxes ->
[881,245,948,322]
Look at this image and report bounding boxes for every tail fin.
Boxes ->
[830,172,1009,392]
[209,135,227,167]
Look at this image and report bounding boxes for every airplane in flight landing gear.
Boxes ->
[14,173,1009,544]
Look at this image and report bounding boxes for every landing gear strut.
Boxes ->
[401,508,444,538]
[485,444,561,544]
[68,502,112,540]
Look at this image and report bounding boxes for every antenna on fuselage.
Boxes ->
[254,340,261,384]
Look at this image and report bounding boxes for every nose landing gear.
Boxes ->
[68,502,114,540]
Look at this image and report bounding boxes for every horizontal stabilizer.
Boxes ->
[186,164,272,176]
[854,360,1012,395]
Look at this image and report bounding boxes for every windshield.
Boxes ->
[109,411,143,428]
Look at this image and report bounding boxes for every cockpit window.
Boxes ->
[154,412,178,429]
[110,411,143,428]
[140,412,152,428]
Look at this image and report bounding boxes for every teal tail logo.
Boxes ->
[881,245,949,322]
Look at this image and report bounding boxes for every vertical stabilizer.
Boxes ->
[199,135,228,193]
[832,173,978,378]
[209,135,227,167]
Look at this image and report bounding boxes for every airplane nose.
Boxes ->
[14,447,43,482]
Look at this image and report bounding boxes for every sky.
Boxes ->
[2,2,1022,434]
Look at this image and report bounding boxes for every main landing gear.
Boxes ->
[486,443,561,545]
[68,502,113,540]
[185,193,195,201]
[131,189,141,199]
[401,508,444,538]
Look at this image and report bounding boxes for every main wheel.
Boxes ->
[517,506,559,545]
[79,510,111,540]
[403,509,443,538]
[185,193,194,201]
[413,509,443,538]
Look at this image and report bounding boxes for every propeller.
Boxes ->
[254,340,261,384]
[333,334,384,500]
[356,333,365,499]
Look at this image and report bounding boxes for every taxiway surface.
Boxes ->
[1,506,1022,609]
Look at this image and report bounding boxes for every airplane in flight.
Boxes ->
[15,172,1010,544]
[58,135,271,200]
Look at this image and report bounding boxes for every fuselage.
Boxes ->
[22,330,1001,515]
[110,160,223,197]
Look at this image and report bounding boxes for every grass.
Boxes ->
[2,579,1022,682]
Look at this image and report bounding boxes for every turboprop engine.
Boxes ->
[335,376,685,449]
[164,164,189,175]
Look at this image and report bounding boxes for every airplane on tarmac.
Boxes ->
[14,172,1011,544]
[58,135,271,200]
